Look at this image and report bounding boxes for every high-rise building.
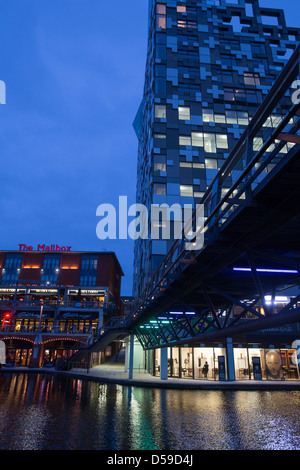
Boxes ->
[133,0,300,298]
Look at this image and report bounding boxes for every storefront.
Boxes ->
[149,344,300,381]
[233,346,299,380]
[152,345,228,380]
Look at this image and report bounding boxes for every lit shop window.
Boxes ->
[155,104,166,119]
[157,4,166,29]
[178,106,190,120]
[154,183,167,195]
[244,72,261,86]
[180,185,193,197]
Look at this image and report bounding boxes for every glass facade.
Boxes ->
[149,345,300,381]
[153,346,227,380]
[133,0,300,298]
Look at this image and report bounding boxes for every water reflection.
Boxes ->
[0,373,300,450]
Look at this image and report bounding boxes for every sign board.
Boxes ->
[218,356,226,380]
[252,356,262,380]
[18,244,71,252]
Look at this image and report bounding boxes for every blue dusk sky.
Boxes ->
[0,0,299,296]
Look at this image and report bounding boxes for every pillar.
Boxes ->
[160,347,168,380]
[98,308,104,332]
[226,338,235,381]
[124,337,129,373]
[128,334,134,380]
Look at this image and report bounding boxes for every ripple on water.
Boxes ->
[0,374,300,450]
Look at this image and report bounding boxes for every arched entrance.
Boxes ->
[2,337,34,366]
[41,338,84,367]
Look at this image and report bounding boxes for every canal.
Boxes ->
[0,373,300,450]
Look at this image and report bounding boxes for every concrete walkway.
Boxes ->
[2,363,300,390]
[58,363,300,391]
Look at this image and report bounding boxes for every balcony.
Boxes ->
[0,324,95,336]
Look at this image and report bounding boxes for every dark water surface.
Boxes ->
[0,373,300,450]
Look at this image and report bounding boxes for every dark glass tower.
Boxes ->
[133,0,300,298]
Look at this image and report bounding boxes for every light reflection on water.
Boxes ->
[0,373,300,450]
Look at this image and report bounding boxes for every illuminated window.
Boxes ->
[192,132,204,147]
[157,3,166,29]
[244,72,261,86]
[180,185,193,197]
[177,5,186,13]
[216,135,228,149]
[180,162,192,168]
[215,114,226,124]
[203,109,214,122]
[226,111,237,124]
[205,159,218,169]
[155,105,166,119]
[237,112,249,126]
[179,135,192,146]
[253,137,264,151]
[178,106,190,120]
[204,134,216,153]
[177,20,197,29]
[154,162,166,172]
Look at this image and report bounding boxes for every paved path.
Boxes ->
[58,363,300,391]
[2,363,300,390]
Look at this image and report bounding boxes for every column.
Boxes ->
[124,337,129,373]
[98,308,104,332]
[226,338,235,381]
[128,334,134,380]
[160,347,168,381]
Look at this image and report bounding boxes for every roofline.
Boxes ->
[0,250,124,276]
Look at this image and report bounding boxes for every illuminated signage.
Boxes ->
[18,244,71,252]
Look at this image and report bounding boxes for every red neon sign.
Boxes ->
[18,244,71,252]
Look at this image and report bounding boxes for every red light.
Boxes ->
[4,313,10,319]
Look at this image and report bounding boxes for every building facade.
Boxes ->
[0,249,124,367]
[133,0,300,299]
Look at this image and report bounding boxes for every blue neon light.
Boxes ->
[233,268,298,274]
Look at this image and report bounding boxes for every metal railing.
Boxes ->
[0,325,96,335]
[0,299,106,309]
